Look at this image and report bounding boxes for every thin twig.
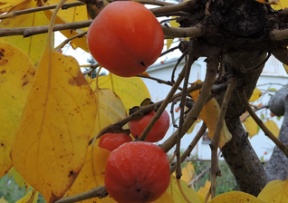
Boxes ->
[139,59,188,141]
[0,2,85,20]
[170,123,207,173]
[238,89,288,157]
[55,186,107,203]
[161,50,219,152]
[54,31,87,51]
[175,49,193,180]
[209,78,237,198]
[150,0,196,15]
[0,20,92,37]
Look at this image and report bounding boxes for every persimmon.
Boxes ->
[87,1,164,77]
[104,141,170,203]
[129,110,170,142]
[98,132,132,151]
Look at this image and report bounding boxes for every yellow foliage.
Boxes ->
[272,0,288,9]
[283,64,288,74]
[154,176,202,203]
[0,0,25,13]
[66,144,114,203]
[198,180,211,202]
[0,42,35,178]
[249,88,262,102]
[209,191,265,203]
[0,0,50,65]
[90,74,150,112]
[243,116,259,138]
[92,88,127,138]
[0,198,8,203]
[11,47,97,202]
[264,119,280,138]
[181,162,195,184]
[190,87,232,148]
[258,179,288,202]
[44,0,89,52]
[16,189,38,203]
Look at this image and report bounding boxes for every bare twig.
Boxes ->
[150,0,196,16]
[170,123,207,173]
[55,186,107,203]
[209,78,237,198]
[0,2,85,20]
[162,24,205,39]
[0,20,92,37]
[175,45,193,180]
[139,59,188,141]
[269,29,288,41]
[238,89,288,157]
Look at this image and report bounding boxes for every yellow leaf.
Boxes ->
[243,116,260,138]
[190,87,232,148]
[66,144,115,203]
[8,167,27,188]
[283,64,288,74]
[153,176,202,203]
[249,88,262,102]
[181,162,195,184]
[11,47,97,202]
[0,198,8,203]
[90,74,150,112]
[0,0,50,65]
[16,189,38,203]
[258,180,288,202]
[0,42,35,178]
[209,191,265,203]
[272,0,288,9]
[0,0,25,13]
[264,119,279,138]
[198,180,211,202]
[44,0,89,51]
[93,88,127,137]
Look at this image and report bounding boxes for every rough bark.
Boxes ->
[265,85,288,181]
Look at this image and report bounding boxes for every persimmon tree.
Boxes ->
[1,0,288,203]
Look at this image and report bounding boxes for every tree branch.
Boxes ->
[162,24,205,39]
[0,20,92,37]
[210,78,237,198]
[269,29,288,41]
[55,186,107,203]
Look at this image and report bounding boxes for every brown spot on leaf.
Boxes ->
[0,70,6,74]
[68,70,87,86]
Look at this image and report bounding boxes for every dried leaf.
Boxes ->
[0,0,50,65]
[210,191,265,203]
[243,116,260,138]
[0,42,35,177]
[264,119,279,138]
[11,47,97,202]
[90,74,150,112]
[44,0,88,51]
[258,179,288,202]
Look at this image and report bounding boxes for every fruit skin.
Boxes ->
[87,1,164,77]
[104,141,170,203]
[129,110,170,142]
[98,132,133,151]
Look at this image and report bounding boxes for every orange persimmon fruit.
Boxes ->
[98,132,132,152]
[104,141,170,203]
[87,1,164,77]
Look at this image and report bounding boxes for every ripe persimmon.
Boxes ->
[129,110,170,142]
[98,132,132,151]
[105,141,170,203]
[87,1,164,77]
